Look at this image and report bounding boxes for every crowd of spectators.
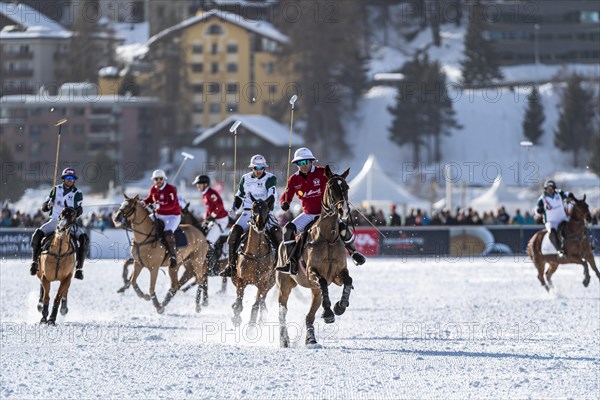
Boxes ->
[3,204,600,230]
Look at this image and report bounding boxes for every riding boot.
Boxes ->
[30,229,45,275]
[276,223,299,275]
[163,230,178,268]
[74,233,89,280]
[220,225,244,277]
[549,228,564,259]
[339,221,366,266]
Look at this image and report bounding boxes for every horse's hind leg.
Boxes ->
[317,276,335,324]
[162,265,181,308]
[249,289,265,326]
[546,262,559,290]
[231,280,245,327]
[334,269,353,316]
[148,268,164,314]
[277,275,295,348]
[122,258,133,285]
[130,261,150,300]
[534,259,549,291]
[587,254,600,282]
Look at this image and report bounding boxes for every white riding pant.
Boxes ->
[292,213,320,233]
[234,210,278,233]
[206,216,229,245]
[155,214,181,232]
[545,217,568,232]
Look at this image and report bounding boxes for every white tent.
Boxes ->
[348,154,429,209]
[469,176,536,213]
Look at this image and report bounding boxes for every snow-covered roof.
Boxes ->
[0,1,72,39]
[147,9,288,47]
[348,154,429,207]
[192,115,302,147]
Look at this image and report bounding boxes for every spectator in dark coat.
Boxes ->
[388,204,402,226]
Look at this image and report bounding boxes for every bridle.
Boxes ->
[321,176,349,219]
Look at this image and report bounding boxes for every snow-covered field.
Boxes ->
[1,257,599,399]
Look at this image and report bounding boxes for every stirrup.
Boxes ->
[220,264,235,277]
[276,260,297,275]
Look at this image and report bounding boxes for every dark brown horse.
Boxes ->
[36,207,78,324]
[527,194,598,291]
[230,194,279,326]
[277,166,354,348]
[112,195,209,313]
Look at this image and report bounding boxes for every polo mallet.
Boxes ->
[230,120,242,195]
[171,152,195,183]
[285,95,298,192]
[52,118,68,191]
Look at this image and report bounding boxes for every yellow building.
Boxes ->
[146,9,291,130]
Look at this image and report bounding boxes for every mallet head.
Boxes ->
[230,120,242,133]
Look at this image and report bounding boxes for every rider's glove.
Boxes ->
[281,202,290,211]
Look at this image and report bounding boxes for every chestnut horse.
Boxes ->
[277,166,354,348]
[36,207,78,324]
[527,194,598,291]
[230,194,279,326]
[112,195,209,313]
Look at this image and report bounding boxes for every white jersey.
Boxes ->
[235,171,277,210]
[535,190,570,227]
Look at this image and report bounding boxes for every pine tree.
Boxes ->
[522,86,545,145]
[554,74,595,167]
[461,0,503,85]
[276,0,367,159]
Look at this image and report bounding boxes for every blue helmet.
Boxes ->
[61,167,78,180]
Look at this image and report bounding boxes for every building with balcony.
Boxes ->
[0,83,160,186]
[143,8,290,134]
[483,0,600,65]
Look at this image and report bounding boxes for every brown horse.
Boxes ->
[112,195,209,313]
[117,203,226,304]
[230,194,279,326]
[527,194,599,291]
[36,207,78,325]
[277,166,354,348]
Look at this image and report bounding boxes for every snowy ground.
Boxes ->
[1,257,599,399]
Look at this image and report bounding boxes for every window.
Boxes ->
[226,83,238,93]
[191,63,203,73]
[209,103,221,113]
[264,62,274,74]
[268,84,277,95]
[227,43,238,53]
[192,84,204,93]
[580,11,599,24]
[71,107,85,116]
[207,83,220,94]
[207,24,224,35]
[211,43,218,54]
[193,103,204,113]
[73,124,84,134]
[15,143,24,152]
[227,103,238,113]
[211,62,219,74]
[227,63,238,73]
[192,44,203,54]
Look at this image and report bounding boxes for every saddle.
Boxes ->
[40,232,78,254]
[154,219,188,248]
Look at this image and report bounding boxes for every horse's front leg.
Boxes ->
[48,276,72,325]
[585,252,600,283]
[129,261,150,300]
[148,267,164,314]
[232,278,245,327]
[249,289,264,326]
[305,288,323,347]
[277,274,294,348]
[37,284,44,312]
[581,260,591,287]
[195,261,209,313]
[546,262,559,290]
[334,268,353,316]
[317,275,335,324]
[40,277,51,324]
[122,257,134,286]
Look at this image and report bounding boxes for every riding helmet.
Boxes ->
[291,147,316,163]
[61,167,78,180]
[249,154,269,168]
[193,175,210,185]
[544,180,556,189]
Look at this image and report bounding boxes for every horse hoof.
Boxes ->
[202,300,209,307]
[60,307,68,316]
[280,337,290,348]
[232,316,242,327]
[143,294,151,301]
[322,309,335,324]
[306,342,322,349]
[156,307,164,314]
[195,304,202,313]
[583,278,590,287]
[46,320,56,326]
[117,287,126,294]
[333,302,347,316]
[40,317,47,324]
[37,303,43,313]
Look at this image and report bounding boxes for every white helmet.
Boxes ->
[291,147,316,163]
[151,169,167,180]
[248,154,269,168]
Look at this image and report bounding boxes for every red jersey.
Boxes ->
[203,187,227,219]
[144,183,181,216]
[280,166,328,215]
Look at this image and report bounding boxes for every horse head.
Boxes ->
[57,207,77,233]
[570,194,592,225]
[113,194,143,227]
[323,165,350,220]
[249,194,272,232]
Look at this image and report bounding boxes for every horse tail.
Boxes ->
[527,230,545,268]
